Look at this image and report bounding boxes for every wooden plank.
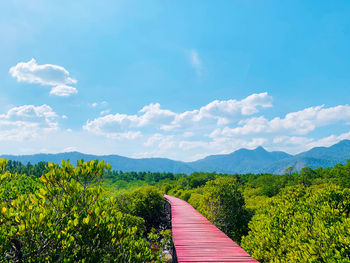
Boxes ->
[164,195,258,263]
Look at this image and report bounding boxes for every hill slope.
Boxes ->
[189,146,292,174]
[263,140,350,174]
[1,140,350,174]
[0,152,194,174]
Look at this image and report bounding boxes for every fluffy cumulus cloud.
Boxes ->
[81,93,276,159]
[81,92,350,160]
[163,92,273,130]
[267,132,350,155]
[306,132,350,149]
[0,92,348,161]
[144,133,177,150]
[82,113,142,139]
[0,105,59,141]
[212,104,350,137]
[83,92,272,137]
[9,59,78,97]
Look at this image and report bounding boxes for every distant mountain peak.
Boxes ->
[1,139,350,174]
[231,146,266,155]
[254,146,266,151]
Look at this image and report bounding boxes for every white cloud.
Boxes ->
[9,58,78,97]
[0,105,59,141]
[100,109,111,115]
[63,146,77,152]
[83,93,272,138]
[178,140,208,151]
[214,104,350,137]
[50,85,78,97]
[83,113,139,136]
[144,133,176,150]
[3,104,58,121]
[138,103,176,127]
[273,136,314,145]
[90,101,108,108]
[306,132,350,149]
[189,50,202,75]
[90,101,111,115]
[164,92,273,130]
[141,133,268,161]
[82,114,141,139]
[183,132,195,138]
[10,58,76,86]
[267,132,350,155]
[110,131,142,140]
[81,93,274,159]
[2,92,345,161]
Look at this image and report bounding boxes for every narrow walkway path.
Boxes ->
[164,195,258,263]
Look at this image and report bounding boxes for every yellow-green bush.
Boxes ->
[241,184,350,262]
[0,159,164,262]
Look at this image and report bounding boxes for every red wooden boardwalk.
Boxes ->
[164,195,258,263]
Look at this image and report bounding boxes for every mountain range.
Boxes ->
[1,140,350,174]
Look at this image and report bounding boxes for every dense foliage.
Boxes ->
[157,173,251,243]
[115,186,166,232]
[194,177,251,242]
[4,160,48,178]
[0,159,169,262]
[104,170,181,195]
[241,185,350,262]
[2,157,350,262]
[150,162,350,261]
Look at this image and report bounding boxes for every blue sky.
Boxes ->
[1,0,350,161]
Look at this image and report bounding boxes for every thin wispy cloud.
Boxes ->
[63,146,77,152]
[50,85,78,97]
[89,101,109,108]
[189,50,202,75]
[9,58,78,97]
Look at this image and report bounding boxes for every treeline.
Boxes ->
[102,162,350,262]
[103,170,182,195]
[4,160,48,178]
[150,163,350,262]
[106,170,179,183]
[2,159,350,262]
[0,159,170,262]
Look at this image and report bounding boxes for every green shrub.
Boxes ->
[115,186,165,231]
[196,177,251,242]
[0,159,163,262]
[241,184,350,262]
